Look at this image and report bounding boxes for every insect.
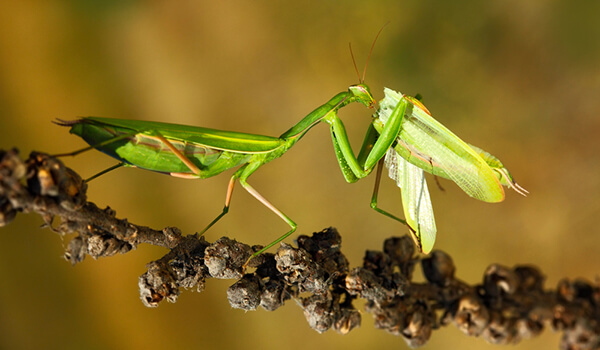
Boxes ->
[55,35,525,262]
[54,81,379,266]
[382,147,436,253]
[372,88,526,252]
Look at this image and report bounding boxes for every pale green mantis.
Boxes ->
[55,46,526,263]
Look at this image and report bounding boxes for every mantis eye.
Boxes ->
[349,84,375,108]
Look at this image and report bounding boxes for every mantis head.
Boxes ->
[349,83,375,109]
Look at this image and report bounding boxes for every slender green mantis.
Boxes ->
[55,42,526,264]
[54,83,378,265]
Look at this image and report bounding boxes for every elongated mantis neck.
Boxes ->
[279,91,352,140]
[279,84,374,141]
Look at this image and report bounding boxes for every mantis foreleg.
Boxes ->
[326,98,415,233]
[326,96,409,180]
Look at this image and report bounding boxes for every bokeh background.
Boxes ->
[1,1,599,349]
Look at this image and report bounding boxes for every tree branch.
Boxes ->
[0,149,598,349]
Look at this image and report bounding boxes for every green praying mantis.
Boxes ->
[55,42,526,264]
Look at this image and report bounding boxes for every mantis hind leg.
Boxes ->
[52,125,142,181]
[369,159,415,233]
[85,162,126,182]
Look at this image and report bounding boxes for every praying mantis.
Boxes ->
[55,41,526,263]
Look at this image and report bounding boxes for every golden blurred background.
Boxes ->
[1,1,599,349]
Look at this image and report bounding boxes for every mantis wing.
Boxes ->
[384,148,437,253]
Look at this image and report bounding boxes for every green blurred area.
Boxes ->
[1,1,599,349]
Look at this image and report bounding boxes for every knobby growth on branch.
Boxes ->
[0,148,598,349]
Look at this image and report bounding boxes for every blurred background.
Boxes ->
[1,1,599,349]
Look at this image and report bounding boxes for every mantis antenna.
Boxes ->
[349,22,390,83]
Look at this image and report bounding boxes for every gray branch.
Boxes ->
[0,149,598,349]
